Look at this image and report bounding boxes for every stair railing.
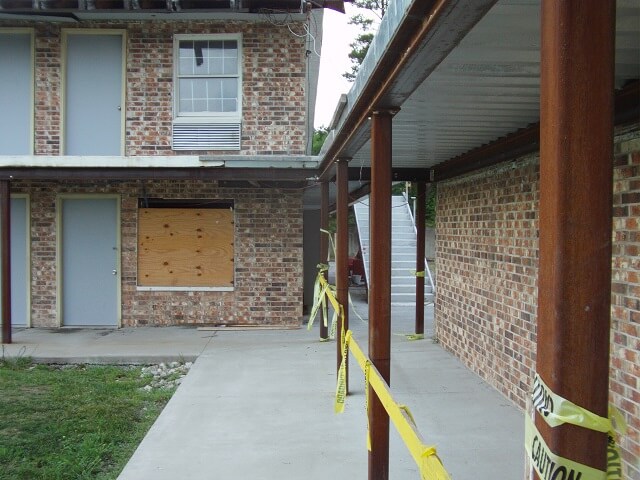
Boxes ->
[402,192,436,294]
[353,200,370,289]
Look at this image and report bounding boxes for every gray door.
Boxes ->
[61,198,118,327]
[0,198,29,326]
[65,34,123,155]
[0,33,32,154]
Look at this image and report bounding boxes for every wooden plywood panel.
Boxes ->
[138,208,234,287]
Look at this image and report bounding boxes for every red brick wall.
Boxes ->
[436,155,539,407]
[13,180,304,328]
[436,128,640,477]
[26,20,307,155]
[611,133,640,478]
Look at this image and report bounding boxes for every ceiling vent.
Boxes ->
[172,122,241,151]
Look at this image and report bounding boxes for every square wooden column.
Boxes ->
[335,159,350,390]
[368,111,394,480]
[415,181,426,335]
[1,179,11,344]
[320,181,329,340]
[536,0,615,475]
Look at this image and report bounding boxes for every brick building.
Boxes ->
[0,1,345,328]
[435,128,640,478]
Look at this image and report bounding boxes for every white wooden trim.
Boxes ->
[0,155,221,168]
[173,33,243,122]
[56,194,122,328]
[0,155,317,168]
[61,29,127,156]
[136,286,234,292]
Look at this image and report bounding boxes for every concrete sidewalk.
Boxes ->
[116,290,525,479]
[2,289,525,479]
[2,326,215,364]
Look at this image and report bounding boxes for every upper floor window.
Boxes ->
[172,34,242,151]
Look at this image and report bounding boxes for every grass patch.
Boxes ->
[0,358,175,480]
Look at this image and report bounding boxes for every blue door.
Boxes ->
[61,198,119,327]
[0,33,32,154]
[0,197,30,327]
[65,34,123,155]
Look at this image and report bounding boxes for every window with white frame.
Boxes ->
[172,34,242,151]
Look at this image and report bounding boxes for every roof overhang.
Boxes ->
[317,0,640,187]
[0,0,348,20]
[0,155,318,186]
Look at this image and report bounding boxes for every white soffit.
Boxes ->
[349,0,640,171]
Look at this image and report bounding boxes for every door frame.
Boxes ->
[56,194,122,327]
[60,29,127,156]
[10,193,31,327]
[0,28,35,155]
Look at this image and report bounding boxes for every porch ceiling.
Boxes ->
[318,0,640,184]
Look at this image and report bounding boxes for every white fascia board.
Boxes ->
[0,156,220,168]
[0,155,320,169]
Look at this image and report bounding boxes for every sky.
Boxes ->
[313,6,360,129]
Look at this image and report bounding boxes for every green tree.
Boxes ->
[312,126,329,155]
[343,1,388,82]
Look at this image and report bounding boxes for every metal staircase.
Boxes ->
[353,195,434,305]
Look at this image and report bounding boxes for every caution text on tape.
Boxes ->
[528,373,627,480]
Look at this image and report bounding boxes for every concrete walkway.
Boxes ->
[3,325,215,364]
[2,289,525,479]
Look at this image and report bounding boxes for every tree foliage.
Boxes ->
[312,127,329,155]
[343,0,388,82]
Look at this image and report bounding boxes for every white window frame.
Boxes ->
[173,33,243,125]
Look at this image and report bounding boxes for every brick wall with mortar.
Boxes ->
[12,180,304,328]
[436,127,640,477]
[436,155,539,408]
[20,19,307,155]
[611,132,640,478]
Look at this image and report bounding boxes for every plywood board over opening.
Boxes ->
[138,208,234,287]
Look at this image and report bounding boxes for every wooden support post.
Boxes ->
[335,159,349,391]
[415,182,426,335]
[1,180,11,344]
[368,111,393,480]
[535,0,615,476]
[319,181,329,340]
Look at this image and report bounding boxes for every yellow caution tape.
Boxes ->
[525,414,607,480]
[533,374,614,432]
[411,270,426,278]
[320,228,336,263]
[334,329,350,413]
[364,359,372,451]
[337,329,451,480]
[307,264,343,341]
[308,279,367,341]
[406,334,425,341]
[393,332,425,341]
[529,373,627,480]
